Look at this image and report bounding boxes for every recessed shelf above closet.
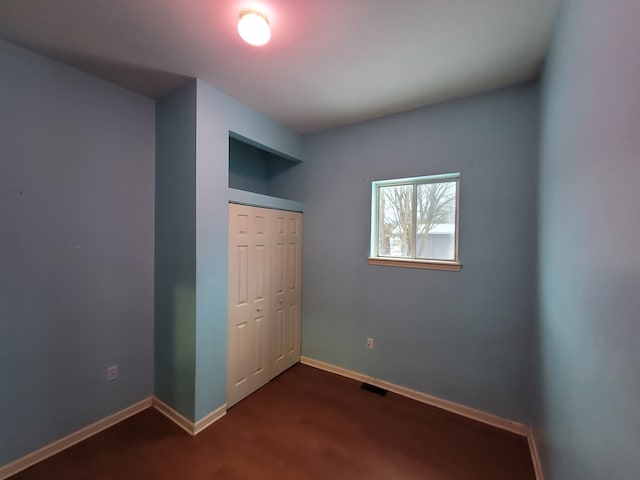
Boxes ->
[228,133,300,195]
[228,132,303,212]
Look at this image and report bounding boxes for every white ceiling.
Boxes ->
[0,0,558,134]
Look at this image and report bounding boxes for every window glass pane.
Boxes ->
[416,181,457,260]
[378,184,413,258]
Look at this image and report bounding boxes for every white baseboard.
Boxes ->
[151,397,194,435]
[193,404,227,435]
[528,431,545,480]
[0,396,229,479]
[0,397,152,480]
[152,397,226,436]
[300,356,529,437]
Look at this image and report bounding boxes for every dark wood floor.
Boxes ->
[11,364,535,479]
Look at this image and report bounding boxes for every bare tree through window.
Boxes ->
[377,178,457,260]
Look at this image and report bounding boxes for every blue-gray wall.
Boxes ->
[154,81,198,420]
[228,137,269,194]
[228,137,301,196]
[153,79,303,423]
[193,79,303,420]
[0,39,155,465]
[269,84,539,423]
[534,0,640,478]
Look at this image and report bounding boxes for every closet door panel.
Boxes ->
[228,204,270,407]
[287,213,302,361]
[270,210,288,378]
[270,211,302,379]
[229,203,302,400]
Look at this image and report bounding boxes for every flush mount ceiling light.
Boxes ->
[237,9,271,46]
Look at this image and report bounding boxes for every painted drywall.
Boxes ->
[154,81,197,420]
[534,0,640,478]
[153,79,302,423]
[228,189,304,213]
[193,80,303,420]
[228,137,269,194]
[228,137,301,197]
[269,84,539,423]
[0,39,155,465]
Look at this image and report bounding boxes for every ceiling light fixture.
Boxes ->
[237,9,271,46]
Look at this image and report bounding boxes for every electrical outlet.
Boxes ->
[367,338,374,350]
[107,365,118,382]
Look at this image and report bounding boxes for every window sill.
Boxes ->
[367,257,462,272]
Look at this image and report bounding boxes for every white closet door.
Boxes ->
[270,210,302,379]
[227,204,271,407]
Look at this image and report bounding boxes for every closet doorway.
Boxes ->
[227,203,302,407]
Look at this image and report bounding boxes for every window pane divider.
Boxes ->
[411,183,417,258]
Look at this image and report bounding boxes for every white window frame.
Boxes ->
[369,172,462,271]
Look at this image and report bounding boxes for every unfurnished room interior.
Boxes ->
[0,1,638,479]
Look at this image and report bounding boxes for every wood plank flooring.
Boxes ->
[11,364,535,479]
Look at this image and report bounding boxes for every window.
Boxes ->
[369,173,461,271]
